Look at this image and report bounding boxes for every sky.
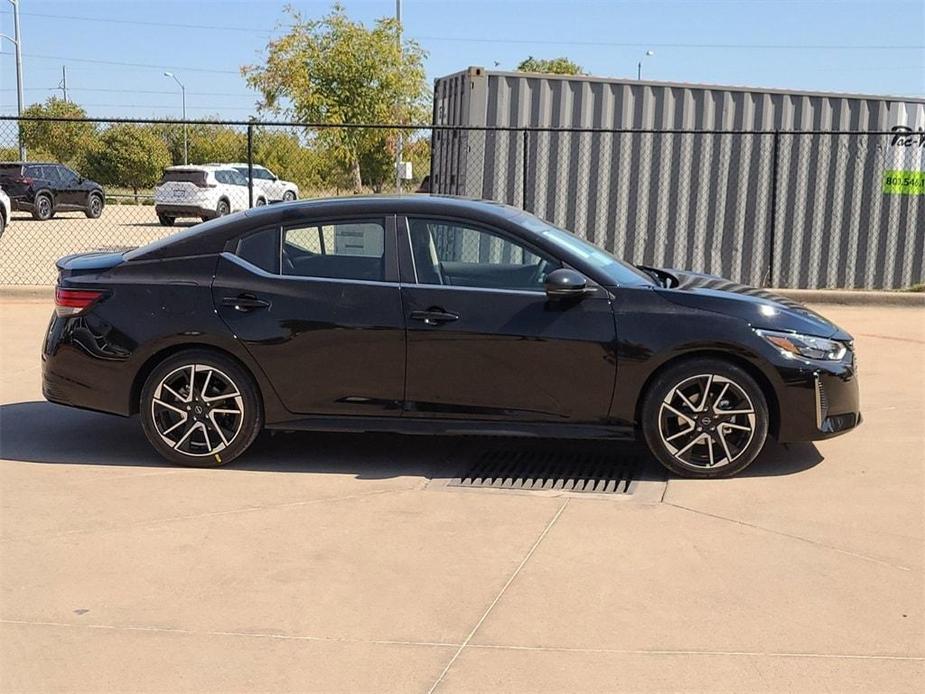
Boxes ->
[1,0,923,120]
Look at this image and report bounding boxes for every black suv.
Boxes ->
[0,162,105,221]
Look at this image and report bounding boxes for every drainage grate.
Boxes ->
[448,444,655,495]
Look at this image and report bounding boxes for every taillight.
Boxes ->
[55,288,105,317]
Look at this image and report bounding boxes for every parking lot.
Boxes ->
[0,206,190,284]
[0,298,923,692]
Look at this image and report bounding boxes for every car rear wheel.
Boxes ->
[255,197,267,207]
[157,214,175,226]
[641,358,769,478]
[32,193,53,221]
[85,193,104,219]
[216,199,230,217]
[140,350,263,467]
[283,190,296,202]
[0,212,5,238]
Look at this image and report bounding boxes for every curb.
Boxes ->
[0,285,54,301]
[0,285,922,307]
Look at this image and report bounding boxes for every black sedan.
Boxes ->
[42,196,860,478]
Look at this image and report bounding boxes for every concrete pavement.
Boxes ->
[0,300,922,692]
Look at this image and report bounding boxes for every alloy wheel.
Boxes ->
[283,191,296,201]
[657,373,756,469]
[151,364,244,457]
[88,195,102,217]
[37,196,52,219]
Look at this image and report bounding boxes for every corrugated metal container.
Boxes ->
[430,67,925,289]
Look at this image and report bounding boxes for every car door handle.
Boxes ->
[410,308,459,326]
[221,294,270,312]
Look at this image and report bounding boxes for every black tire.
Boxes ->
[255,197,267,207]
[157,214,176,227]
[282,190,296,202]
[140,349,263,468]
[0,212,5,238]
[641,358,769,478]
[32,192,53,221]
[85,192,104,219]
[216,198,230,217]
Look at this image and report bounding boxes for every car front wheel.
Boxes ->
[140,350,263,467]
[216,199,230,217]
[85,193,104,219]
[641,358,769,478]
[283,190,296,202]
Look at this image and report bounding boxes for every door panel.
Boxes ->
[402,286,617,422]
[400,216,618,423]
[212,217,405,417]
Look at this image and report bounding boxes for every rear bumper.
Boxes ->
[155,204,215,219]
[42,313,133,417]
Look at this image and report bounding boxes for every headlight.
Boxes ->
[755,329,847,361]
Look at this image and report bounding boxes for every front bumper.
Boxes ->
[772,352,861,443]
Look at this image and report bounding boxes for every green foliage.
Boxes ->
[516,56,585,75]
[243,3,429,191]
[20,97,97,164]
[83,125,171,201]
[403,136,431,184]
[253,128,326,192]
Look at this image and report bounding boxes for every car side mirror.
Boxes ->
[544,268,592,300]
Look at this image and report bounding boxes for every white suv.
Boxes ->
[0,186,10,238]
[154,165,267,226]
[228,164,299,203]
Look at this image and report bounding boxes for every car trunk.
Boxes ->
[56,251,126,282]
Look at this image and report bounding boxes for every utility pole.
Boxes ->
[394,0,403,194]
[59,65,68,102]
[1,0,26,159]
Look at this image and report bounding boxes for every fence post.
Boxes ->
[522,129,529,211]
[768,131,780,288]
[247,122,254,209]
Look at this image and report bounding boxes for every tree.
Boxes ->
[243,3,429,191]
[516,56,585,75]
[20,97,97,164]
[83,125,170,202]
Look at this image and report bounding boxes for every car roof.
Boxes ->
[127,195,531,262]
[164,165,233,172]
[0,162,62,166]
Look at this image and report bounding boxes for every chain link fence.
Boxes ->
[0,116,922,289]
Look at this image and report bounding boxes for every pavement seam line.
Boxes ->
[466,643,925,661]
[664,502,913,572]
[0,619,457,649]
[426,498,571,694]
[2,487,415,543]
[3,619,921,663]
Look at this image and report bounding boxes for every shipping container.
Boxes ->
[430,67,925,289]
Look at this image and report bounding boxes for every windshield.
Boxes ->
[514,212,654,286]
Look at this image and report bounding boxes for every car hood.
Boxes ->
[651,269,851,340]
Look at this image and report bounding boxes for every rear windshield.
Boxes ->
[160,170,206,185]
[0,164,24,177]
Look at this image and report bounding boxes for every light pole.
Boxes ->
[394,0,403,194]
[1,0,26,159]
[637,50,654,81]
[164,71,187,164]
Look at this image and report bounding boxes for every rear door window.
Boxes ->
[282,220,386,282]
[236,227,279,274]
